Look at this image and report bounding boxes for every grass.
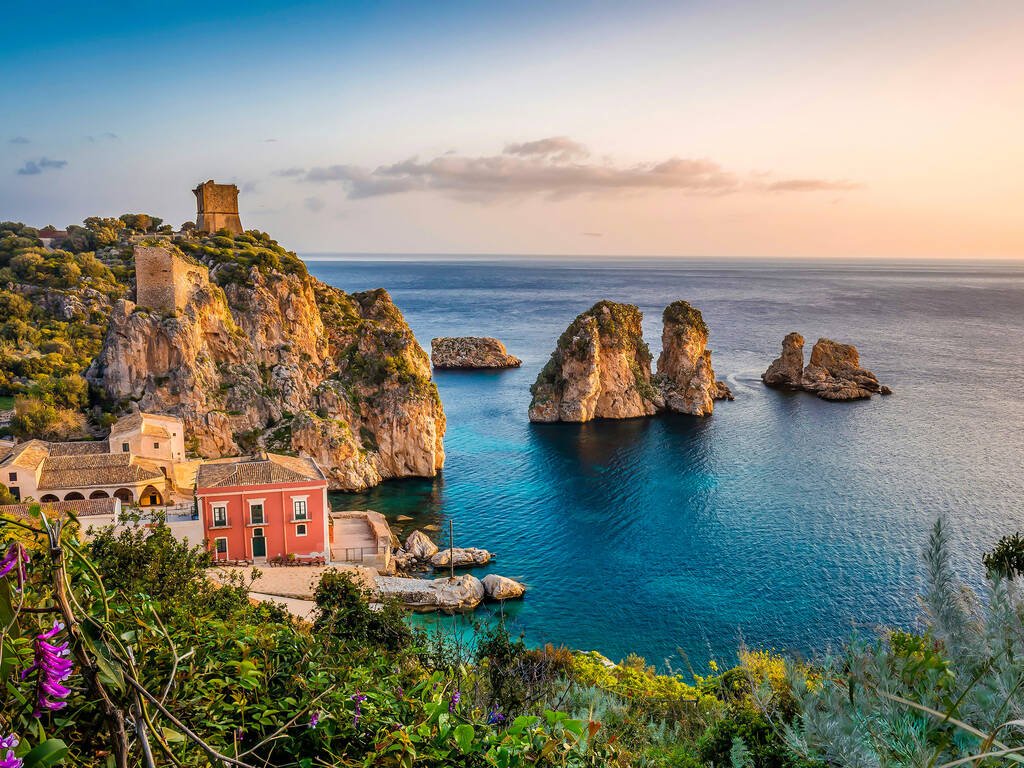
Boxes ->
[0,395,14,410]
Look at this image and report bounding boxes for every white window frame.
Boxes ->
[211,504,228,528]
[296,523,307,537]
[214,537,228,559]
[248,499,266,525]
[292,496,309,521]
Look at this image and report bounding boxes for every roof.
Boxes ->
[37,453,164,491]
[47,441,111,456]
[196,453,325,490]
[0,497,119,519]
[109,412,181,437]
[0,440,50,471]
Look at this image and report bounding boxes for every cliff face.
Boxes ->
[431,337,521,369]
[528,301,659,423]
[762,332,805,389]
[761,333,891,401]
[88,240,445,490]
[655,301,732,416]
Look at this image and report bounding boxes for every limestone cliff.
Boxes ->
[431,337,521,369]
[528,301,659,422]
[655,301,732,416]
[87,234,445,490]
[761,333,891,401]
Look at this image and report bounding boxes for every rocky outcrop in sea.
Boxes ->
[762,333,892,401]
[88,250,445,490]
[529,299,732,422]
[655,300,733,416]
[528,301,659,422]
[431,337,522,369]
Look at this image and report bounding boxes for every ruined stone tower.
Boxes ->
[134,245,210,313]
[193,180,243,235]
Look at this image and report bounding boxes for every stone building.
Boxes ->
[193,180,243,234]
[134,245,209,313]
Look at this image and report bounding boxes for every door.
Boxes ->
[252,528,267,559]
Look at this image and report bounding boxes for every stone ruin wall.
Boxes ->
[134,246,209,313]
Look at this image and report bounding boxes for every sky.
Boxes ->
[2,0,1023,259]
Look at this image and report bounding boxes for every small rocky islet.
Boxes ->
[527,299,732,423]
[762,332,892,401]
[431,336,521,369]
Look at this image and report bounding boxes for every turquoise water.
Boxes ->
[308,257,1024,668]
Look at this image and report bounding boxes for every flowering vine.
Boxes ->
[0,734,21,768]
[21,621,74,717]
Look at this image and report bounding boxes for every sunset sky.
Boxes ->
[2,0,1022,259]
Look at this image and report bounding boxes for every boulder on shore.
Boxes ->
[431,337,522,369]
[430,547,493,568]
[375,574,485,611]
[404,529,439,560]
[529,301,659,422]
[655,301,732,416]
[481,574,526,601]
[762,334,891,401]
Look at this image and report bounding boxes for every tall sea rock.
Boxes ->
[761,333,891,401]
[528,301,659,422]
[88,236,445,490]
[761,332,805,389]
[655,301,732,416]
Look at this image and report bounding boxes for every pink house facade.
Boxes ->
[195,453,331,563]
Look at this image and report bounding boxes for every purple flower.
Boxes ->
[449,690,461,714]
[0,733,22,768]
[487,708,505,725]
[351,691,367,728]
[308,711,320,729]
[21,621,74,717]
[0,543,28,590]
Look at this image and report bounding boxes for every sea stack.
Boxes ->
[762,334,891,401]
[655,300,733,416]
[762,332,805,389]
[431,337,522,369]
[528,301,659,422]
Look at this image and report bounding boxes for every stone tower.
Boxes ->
[134,245,210,313]
[193,180,243,235]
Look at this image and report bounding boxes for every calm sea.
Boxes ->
[306,256,1024,669]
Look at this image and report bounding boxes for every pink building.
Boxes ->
[195,453,331,563]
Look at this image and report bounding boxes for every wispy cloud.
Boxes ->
[16,157,67,176]
[85,132,119,143]
[303,196,325,212]
[9,136,30,145]
[294,137,858,201]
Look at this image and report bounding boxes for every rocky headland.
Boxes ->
[529,300,731,422]
[86,233,446,489]
[431,336,522,369]
[762,333,891,401]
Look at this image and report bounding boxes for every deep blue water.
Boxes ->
[306,257,1024,669]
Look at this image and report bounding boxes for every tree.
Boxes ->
[10,395,86,440]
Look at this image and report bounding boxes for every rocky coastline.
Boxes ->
[431,336,522,369]
[762,333,892,401]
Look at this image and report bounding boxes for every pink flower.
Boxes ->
[21,622,74,717]
[0,733,22,768]
[0,543,28,590]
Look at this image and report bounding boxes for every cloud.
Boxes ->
[273,167,306,177]
[761,178,861,192]
[84,132,119,142]
[295,137,859,202]
[584,232,604,237]
[303,196,325,213]
[264,138,278,143]
[9,136,30,144]
[16,157,67,176]
[241,180,259,194]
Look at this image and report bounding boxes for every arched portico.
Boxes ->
[40,494,59,503]
[63,492,85,501]
[89,490,110,499]
[113,488,134,503]
[140,485,163,506]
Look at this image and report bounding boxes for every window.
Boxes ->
[7,472,15,482]
[153,442,160,450]
[293,499,308,520]
[212,505,227,528]
[215,538,228,556]
[249,503,265,525]
[8,487,19,501]
[121,442,130,453]
[296,524,307,536]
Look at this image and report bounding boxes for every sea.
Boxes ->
[305,256,1024,670]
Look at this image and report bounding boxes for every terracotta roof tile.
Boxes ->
[197,453,325,489]
[0,440,50,470]
[0,497,119,518]
[38,453,164,490]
